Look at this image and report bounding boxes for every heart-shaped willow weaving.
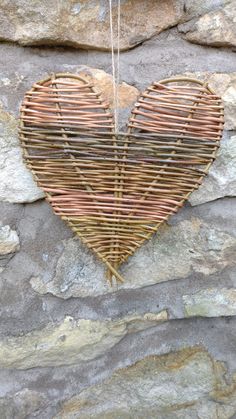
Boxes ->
[19,73,223,284]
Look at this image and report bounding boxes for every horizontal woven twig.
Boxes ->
[19,73,223,283]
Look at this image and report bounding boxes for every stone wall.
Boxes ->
[0,1,236,418]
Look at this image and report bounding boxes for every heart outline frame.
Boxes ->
[19,73,224,284]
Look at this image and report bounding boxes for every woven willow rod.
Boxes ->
[19,73,223,284]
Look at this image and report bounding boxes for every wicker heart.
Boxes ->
[19,73,223,283]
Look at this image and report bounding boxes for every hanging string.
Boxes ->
[116,0,120,130]
[109,0,121,133]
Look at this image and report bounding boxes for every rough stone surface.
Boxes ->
[0,311,167,369]
[30,217,236,298]
[183,288,236,317]
[179,0,228,20]
[190,134,236,205]
[179,2,236,49]
[0,0,187,51]
[0,0,225,52]
[0,317,235,419]
[0,389,47,419]
[222,85,236,131]
[0,103,44,203]
[0,223,19,255]
[55,347,236,419]
[205,72,236,130]
[0,223,19,273]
